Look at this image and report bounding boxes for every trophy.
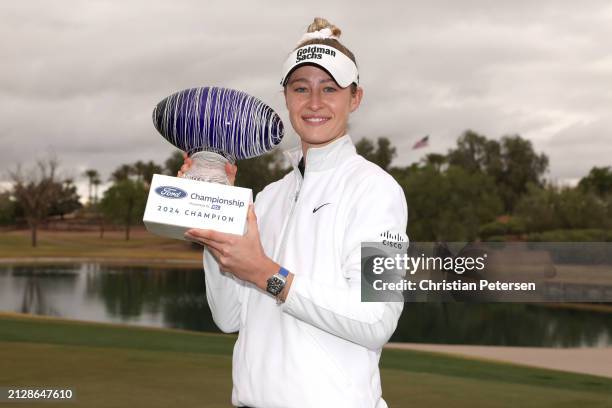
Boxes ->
[143,87,285,239]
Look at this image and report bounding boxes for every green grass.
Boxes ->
[0,229,201,262]
[381,349,612,398]
[0,313,235,356]
[1,313,612,407]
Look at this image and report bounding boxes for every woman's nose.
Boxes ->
[308,91,322,110]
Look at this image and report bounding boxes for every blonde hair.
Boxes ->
[306,17,342,37]
[297,18,356,64]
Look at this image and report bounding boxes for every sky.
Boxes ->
[1,0,611,200]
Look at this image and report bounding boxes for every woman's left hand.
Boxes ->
[184,204,279,291]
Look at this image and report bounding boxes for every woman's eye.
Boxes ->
[293,87,308,93]
[323,86,337,93]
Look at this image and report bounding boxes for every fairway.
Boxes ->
[0,229,201,263]
[1,313,611,407]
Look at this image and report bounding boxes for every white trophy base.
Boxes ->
[143,174,252,240]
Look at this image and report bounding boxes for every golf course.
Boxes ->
[2,230,612,407]
[2,312,612,407]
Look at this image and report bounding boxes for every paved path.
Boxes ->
[386,342,612,378]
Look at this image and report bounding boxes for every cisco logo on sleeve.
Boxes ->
[155,186,187,199]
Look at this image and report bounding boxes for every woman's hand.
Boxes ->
[177,152,193,178]
[177,151,238,185]
[185,205,279,290]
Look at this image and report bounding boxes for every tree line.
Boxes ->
[2,130,611,246]
[386,131,611,241]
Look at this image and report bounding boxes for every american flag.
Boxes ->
[412,135,429,149]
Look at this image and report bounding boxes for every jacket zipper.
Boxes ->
[274,175,302,263]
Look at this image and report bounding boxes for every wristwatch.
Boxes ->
[266,266,289,297]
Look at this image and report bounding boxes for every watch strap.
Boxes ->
[278,266,289,278]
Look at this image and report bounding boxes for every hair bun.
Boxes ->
[307,17,341,38]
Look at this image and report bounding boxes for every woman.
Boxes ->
[182,17,408,408]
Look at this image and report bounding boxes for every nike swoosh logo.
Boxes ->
[313,203,331,213]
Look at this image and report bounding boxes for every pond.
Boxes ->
[1,263,611,348]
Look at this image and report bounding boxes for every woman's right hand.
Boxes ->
[177,152,192,178]
[177,152,238,186]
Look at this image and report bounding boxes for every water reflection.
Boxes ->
[392,303,612,347]
[12,264,79,316]
[1,263,612,347]
[21,277,53,315]
[85,264,219,332]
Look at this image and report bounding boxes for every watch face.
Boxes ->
[266,275,285,296]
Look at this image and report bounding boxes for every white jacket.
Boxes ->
[203,135,408,408]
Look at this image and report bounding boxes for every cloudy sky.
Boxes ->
[1,0,611,198]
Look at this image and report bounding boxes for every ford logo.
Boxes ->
[155,186,187,199]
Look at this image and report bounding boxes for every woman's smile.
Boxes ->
[302,114,331,125]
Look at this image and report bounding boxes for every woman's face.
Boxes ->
[284,65,363,152]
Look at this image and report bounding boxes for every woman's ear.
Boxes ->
[350,86,364,112]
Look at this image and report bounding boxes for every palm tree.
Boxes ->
[133,161,147,182]
[110,164,133,182]
[83,169,99,205]
[92,176,101,205]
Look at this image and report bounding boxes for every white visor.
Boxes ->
[280,44,359,88]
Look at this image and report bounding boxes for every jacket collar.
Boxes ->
[283,134,356,177]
